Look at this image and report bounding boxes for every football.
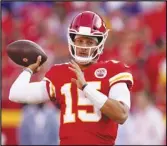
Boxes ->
[6,40,48,67]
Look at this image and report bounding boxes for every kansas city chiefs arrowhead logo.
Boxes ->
[94,68,107,78]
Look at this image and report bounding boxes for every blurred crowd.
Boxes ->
[2,1,166,145]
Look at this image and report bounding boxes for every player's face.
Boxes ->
[73,35,98,58]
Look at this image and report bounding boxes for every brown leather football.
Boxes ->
[7,40,48,67]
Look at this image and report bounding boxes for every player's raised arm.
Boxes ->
[9,56,50,104]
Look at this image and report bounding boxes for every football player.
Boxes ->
[9,11,133,145]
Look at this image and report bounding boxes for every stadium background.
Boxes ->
[1,1,166,145]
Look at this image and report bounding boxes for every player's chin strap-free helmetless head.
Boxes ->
[67,11,110,65]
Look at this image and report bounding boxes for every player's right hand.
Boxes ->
[26,56,42,73]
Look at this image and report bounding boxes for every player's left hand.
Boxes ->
[69,60,87,90]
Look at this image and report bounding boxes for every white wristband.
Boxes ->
[83,84,108,109]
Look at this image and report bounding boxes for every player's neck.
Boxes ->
[78,62,95,70]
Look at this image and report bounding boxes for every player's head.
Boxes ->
[67,11,109,65]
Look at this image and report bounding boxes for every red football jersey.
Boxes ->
[43,60,133,145]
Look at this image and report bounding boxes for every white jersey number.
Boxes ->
[61,82,102,123]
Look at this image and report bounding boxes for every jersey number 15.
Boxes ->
[61,82,102,123]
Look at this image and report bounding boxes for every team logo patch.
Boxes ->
[94,68,107,78]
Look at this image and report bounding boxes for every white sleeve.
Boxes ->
[109,82,131,109]
[9,70,50,104]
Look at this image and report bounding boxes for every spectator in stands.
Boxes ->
[18,103,59,145]
[116,90,166,145]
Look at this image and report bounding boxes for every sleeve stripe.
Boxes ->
[43,77,56,98]
[109,72,133,86]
